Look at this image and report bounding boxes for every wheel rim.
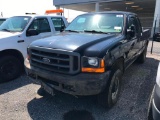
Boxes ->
[0,61,17,76]
[111,75,119,101]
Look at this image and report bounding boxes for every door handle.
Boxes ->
[120,40,127,43]
[131,43,135,47]
[131,41,136,47]
[17,40,24,43]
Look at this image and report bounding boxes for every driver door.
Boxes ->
[127,16,140,60]
[125,15,140,67]
[25,17,52,46]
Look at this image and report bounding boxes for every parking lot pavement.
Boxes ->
[148,41,160,55]
[0,53,160,120]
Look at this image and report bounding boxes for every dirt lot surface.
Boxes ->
[0,53,160,120]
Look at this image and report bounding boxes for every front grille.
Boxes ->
[30,47,80,74]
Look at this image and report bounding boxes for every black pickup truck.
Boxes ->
[25,11,150,108]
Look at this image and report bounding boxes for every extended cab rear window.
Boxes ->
[51,17,65,31]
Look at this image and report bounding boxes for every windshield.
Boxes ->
[66,13,124,33]
[0,16,31,32]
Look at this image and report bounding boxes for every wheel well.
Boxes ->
[0,49,24,64]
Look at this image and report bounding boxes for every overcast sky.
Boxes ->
[0,0,85,22]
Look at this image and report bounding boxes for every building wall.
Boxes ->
[53,0,159,34]
[53,0,122,6]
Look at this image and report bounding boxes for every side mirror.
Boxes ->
[26,29,39,36]
[153,32,160,42]
[60,26,65,32]
[127,25,136,38]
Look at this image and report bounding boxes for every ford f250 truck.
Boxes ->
[0,14,68,82]
[25,11,150,108]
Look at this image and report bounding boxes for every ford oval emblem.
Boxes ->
[42,58,50,63]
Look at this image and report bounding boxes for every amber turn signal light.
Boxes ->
[82,59,105,73]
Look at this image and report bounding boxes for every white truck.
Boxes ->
[0,14,68,82]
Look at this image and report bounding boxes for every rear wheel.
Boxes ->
[98,68,123,108]
[0,56,23,83]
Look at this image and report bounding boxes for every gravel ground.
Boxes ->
[0,53,160,120]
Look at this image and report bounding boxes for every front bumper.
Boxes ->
[25,59,111,96]
[152,84,160,120]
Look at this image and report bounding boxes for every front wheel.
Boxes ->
[0,56,23,83]
[98,69,123,108]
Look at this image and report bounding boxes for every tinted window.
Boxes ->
[128,16,138,33]
[128,16,142,36]
[136,17,142,33]
[28,18,51,33]
[51,17,65,31]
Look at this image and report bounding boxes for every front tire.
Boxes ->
[98,68,123,108]
[0,56,23,83]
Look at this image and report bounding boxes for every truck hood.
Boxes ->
[30,32,121,56]
[0,31,21,39]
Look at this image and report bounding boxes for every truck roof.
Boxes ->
[82,11,137,16]
[10,14,65,18]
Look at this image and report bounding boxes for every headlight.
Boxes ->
[82,57,105,73]
[82,57,99,67]
[156,63,160,87]
[88,58,98,67]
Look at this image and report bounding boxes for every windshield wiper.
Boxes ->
[84,30,108,34]
[65,30,79,33]
[1,29,11,32]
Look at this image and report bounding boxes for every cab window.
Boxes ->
[51,17,65,31]
[128,16,139,35]
[28,18,51,34]
[135,17,142,33]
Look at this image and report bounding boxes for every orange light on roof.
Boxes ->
[45,9,64,14]
[82,59,105,73]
